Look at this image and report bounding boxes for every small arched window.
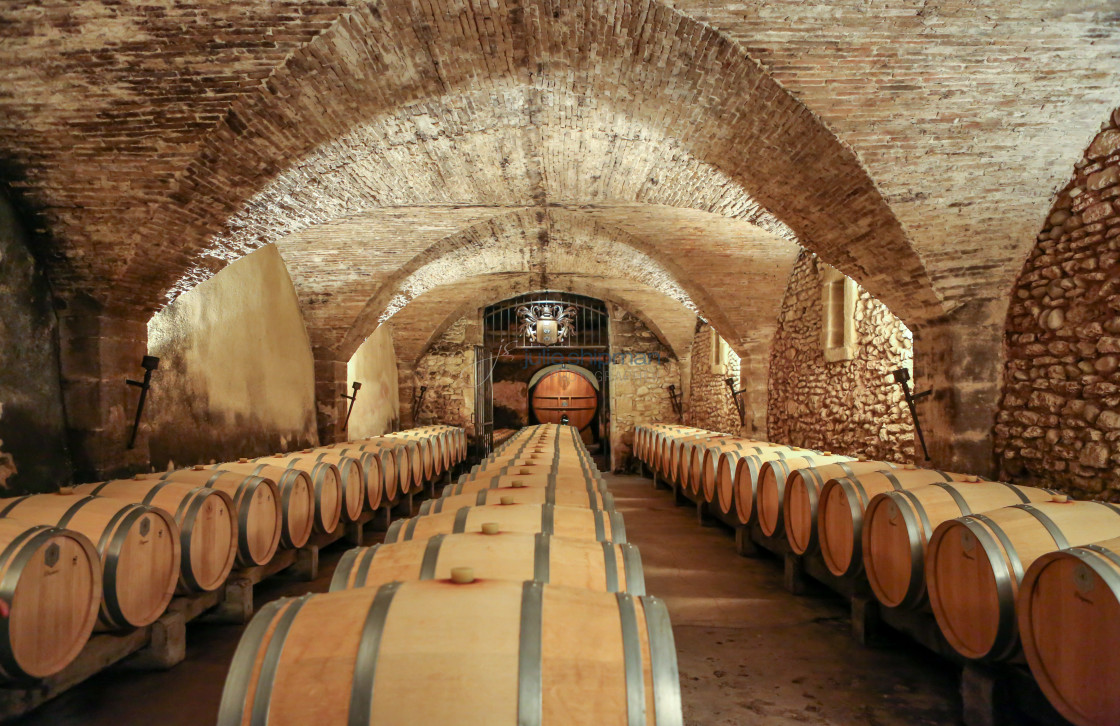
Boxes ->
[821,265,857,362]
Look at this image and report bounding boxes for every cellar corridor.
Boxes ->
[18,470,959,726]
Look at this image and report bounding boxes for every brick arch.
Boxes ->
[95,0,942,325]
[386,273,696,366]
[329,207,747,361]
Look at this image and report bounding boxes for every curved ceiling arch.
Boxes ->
[86,0,944,325]
[321,206,754,360]
[384,272,701,366]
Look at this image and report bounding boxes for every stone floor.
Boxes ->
[16,470,962,725]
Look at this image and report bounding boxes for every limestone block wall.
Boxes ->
[996,109,1120,497]
[0,191,71,493]
[406,316,478,431]
[608,307,679,471]
[346,326,400,439]
[146,245,317,469]
[685,324,742,435]
[768,252,916,461]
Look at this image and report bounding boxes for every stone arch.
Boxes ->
[98,0,942,325]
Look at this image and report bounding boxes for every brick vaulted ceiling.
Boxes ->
[2,1,1119,367]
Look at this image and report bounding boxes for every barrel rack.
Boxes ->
[640,461,1074,726]
[0,464,460,723]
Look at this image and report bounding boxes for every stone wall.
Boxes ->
[346,326,400,439]
[609,307,680,471]
[996,110,1120,498]
[146,245,317,469]
[768,252,916,462]
[686,324,742,435]
[0,191,70,493]
[406,316,478,431]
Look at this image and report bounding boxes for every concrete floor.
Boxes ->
[17,471,961,725]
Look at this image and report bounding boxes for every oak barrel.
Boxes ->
[927,499,1120,660]
[782,461,897,555]
[0,519,101,680]
[326,444,393,506]
[862,480,1053,609]
[817,468,975,578]
[303,451,367,522]
[422,487,614,514]
[755,454,853,538]
[443,473,608,499]
[732,447,806,525]
[143,467,281,567]
[386,503,625,544]
[0,493,180,630]
[78,479,237,593]
[369,437,424,490]
[331,532,644,594]
[217,579,683,726]
[210,462,314,549]
[1018,535,1120,726]
[259,454,345,533]
[345,442,410,499]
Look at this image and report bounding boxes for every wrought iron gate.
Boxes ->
[473,345,494,456]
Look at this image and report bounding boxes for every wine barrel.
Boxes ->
[699,440,763,506]
[141,467,282,568]
[421,487,614,514]
[217,579,683,726]
[386,503,625,544]
[259,454,346,533]
[305,451,368,521]
[530,369,599,430]
[0,519,101,681]
[371,437,424,490]
[756,454,854,538]
[684,437,739,497]
[863,480,1054,610]
[460,461,602,485]
[782,461,897,556]
[732,447,807,525]
[713,443,787,516]
[348,441,411,498]
[331,531,644,594]
[77,479,237,593]
[1018,535,1120,726]
[210,462,314,550]
[928,499,1120,660]
[443,473,608,499]
[668,434,724,487]
[817,468,976,578]
[0,493,180,630]
[327,444,394,506]
[382,434,437,481]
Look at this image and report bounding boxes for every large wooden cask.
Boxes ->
[530,369,599,430]
[862,480,1053,610]
[209,462,314,550]
[0,493,180,630]
[217,580,683,726]
[755,454,854,538]
[422,487,613,514]
[141,468,282,567]
[386,503,626,544]
[1018,535,1120,726]
[0,519,101,681]
[816,468,975,578]
[77,479,237,593]
[927,499,1120,660]
[782,461,897,555]
[331,532,644,594]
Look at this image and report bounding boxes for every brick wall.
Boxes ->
[767,252,916,461]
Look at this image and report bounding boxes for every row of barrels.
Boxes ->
[0,426,464,686]
[218,424,685,726]
[636,423,1120,726]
